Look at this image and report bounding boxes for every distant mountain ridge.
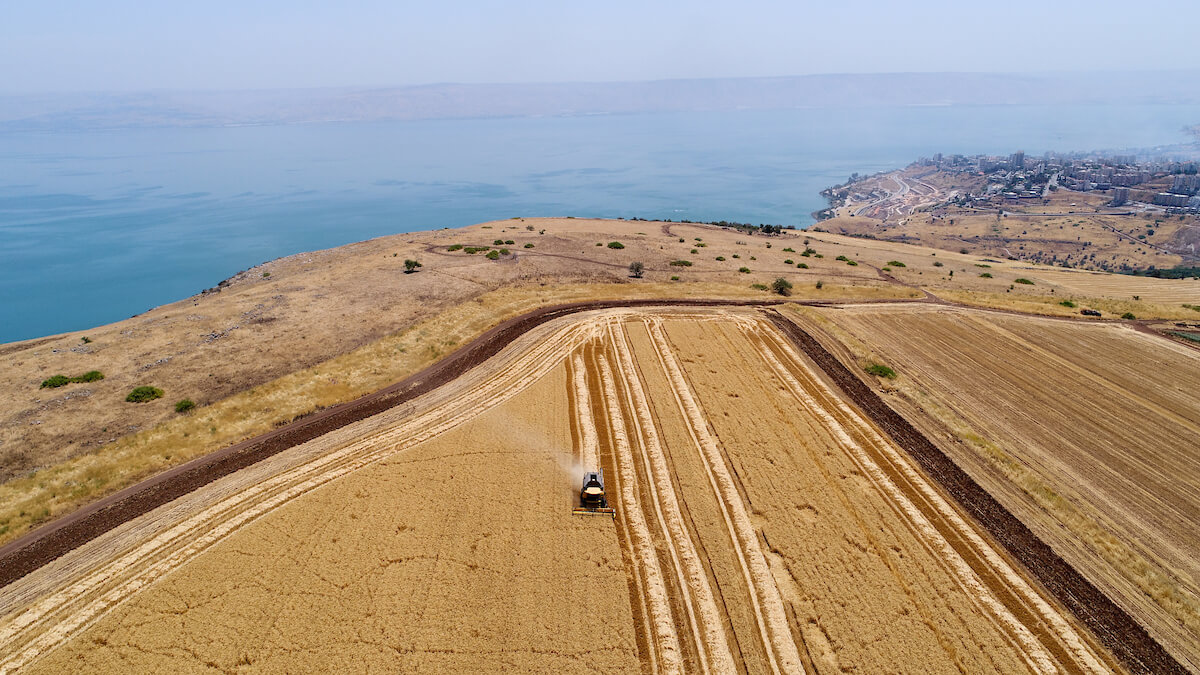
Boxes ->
[2,71,1199,131]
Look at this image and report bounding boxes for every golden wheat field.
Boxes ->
[0,307,1120,673]
[800,302,1200,671]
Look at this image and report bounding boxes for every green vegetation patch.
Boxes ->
[1014,278,1035,285]
[175,399,196,413]
[126,386,164,403]
[865,363,897,379]
[886,260,906,268]
[1169,331,1200,343]
[446,244,463,251]
[485,250,500,260]
[1059,300,1076,308]
[669,260,693,267]
[41,370,105,389]
[796,262,808,269]
[980,272,993,278]
[738,267,751,273]
[750,283,769,291]
[607,241,625,249]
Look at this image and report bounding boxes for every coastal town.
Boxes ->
[817,148,1200,275]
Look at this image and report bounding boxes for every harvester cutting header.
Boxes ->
[573,470,615,517]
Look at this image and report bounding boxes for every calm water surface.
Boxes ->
[2,104,1198,341]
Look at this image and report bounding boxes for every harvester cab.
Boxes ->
[573,470,615,517]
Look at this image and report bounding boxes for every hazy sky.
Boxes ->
[3,0,1198,93]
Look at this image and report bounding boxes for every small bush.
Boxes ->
[1059,300,1076,308]
[772,277,793,295]
[750,283,769,291]
[175,399,196,413]
[669,260,692,267]
[1121,312,1137,320]
[815,280,824,289]
[40,375,70,389]
[607,241,624,249]
[678,237,685,243]
[403,259,422,273]
[485,250,500,260]
[696,242,707,247]
[975,263,991,268]
[738,267,751,273]
[691,248,698,254]
[846,260,858,266]
[784,259,794,265]
[504,239,514,245]
[261,271,270,278]
[835,255,848,261]
[523,242,534,248]
[732,254,741,259]
[80,336,92,344]
[447,244,463,251]
[629,261,645,278]
[464,246,490,254]
[796,262,808,269]
[715,256,726,261]
[1014,278,1034,285]
[670,275,680,281]
[126,386,164,403]
[882,267,891,272]
[865,363,897,379]
[980,272,993,278]
[41,370,105,388]
[933,261,944,267]
[887,260,906,268]
[783,247,795,252]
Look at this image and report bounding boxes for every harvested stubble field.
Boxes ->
[0,308,1117,673]
[799,303,1200,672]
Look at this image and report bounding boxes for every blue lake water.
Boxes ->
[2,104,1199,342]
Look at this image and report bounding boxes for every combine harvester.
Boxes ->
[573,470,615,517]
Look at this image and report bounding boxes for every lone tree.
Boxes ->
[629,261,645,278]
[771,277,793,296]
[404,259,422,273]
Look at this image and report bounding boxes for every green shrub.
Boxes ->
[980,272,993,278]
[493,239,504,245]
[175,399,196,413]
[696,242,707,247]
[771,277,793,295]
[782,247,795,252]
[1121,312,1137,320]
[669,260,692,267]
[715,256,726,261]
[499,248,510,255]
[835,255,848,261]
[732,254,741,259]
[882,267,891,272]
[846,260,858,266]
[447,244,463,251]
[865,363,897,379]
[126,386,164,403]
[628,261,645,278]
[1014,278,1034,285]
[41,370,105,388]
[523,243,534,248]
[1059,300,1076,308]
[607,241,624,249]
[504,239,514,245]
[40,375,70,389]
[975,263,991,268]
[796,262,808,269]
[784,259,794,265]
[691,248,698,254]
[670,275,680,281]
[463,246,490,254]
[815,280,824,289]
[750,283,769,291]
[485,250,500,260]
[403,259,422,273]
[887,260,906,267]
[738,267,751,273]
[933,261,944,267]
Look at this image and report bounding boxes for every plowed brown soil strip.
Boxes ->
[765,309,1187,675]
